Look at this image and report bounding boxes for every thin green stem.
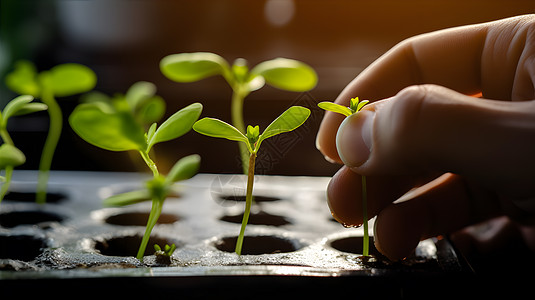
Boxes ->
[0,166,14,202]
[362,175,369,257]
[0,129,14,146]
[235,152,256,255]
[36,90,62,204]
[136,196,164,261]
[231,86,250,174]
[139,150,159,177]
[1,129,15,202]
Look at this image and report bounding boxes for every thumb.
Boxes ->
[336,84,535,195]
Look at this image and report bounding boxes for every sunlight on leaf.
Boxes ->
[257,106,311,147]
[193,118,248,143]
[69,103,146,151]
[160,52,229,82]
[148,102,202,150]
[250,58,317,92]
[48,63,97,97]
[318,102,352,117]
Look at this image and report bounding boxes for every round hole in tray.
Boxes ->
[104,212,180,226]
[0,235,47,261]
[3,191,67,203]
[215,235,300,255]
[95,235,178,257]
[219,195,281,203]
[0,210,64,228]
[329,236,382,256]
[220,211,290,226]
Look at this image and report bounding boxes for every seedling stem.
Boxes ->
[36,85,61,204]
[318,97,371,256]
[137,193,164,260]
[235,152,256,255]
[362,175,369,257]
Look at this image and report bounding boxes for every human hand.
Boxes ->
[316,14,535,261]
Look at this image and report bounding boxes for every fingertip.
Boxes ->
[336,111,374,168]
[374,204,424,261]
[326,167,363,227]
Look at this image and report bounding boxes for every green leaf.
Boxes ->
[318,102,352,117]
[250,58,317,92]
[125,81,157,111]
[146,123,157,143]
[1,95,35,128]
[103,189,151,206]
[5,61,40,97]
[48,63,97,97]
[147,102,203,150]
[257,106,311,149]
[69,103,146,151]
[160,52,229,82]
[0,144,26,169]
[13,103,48,117]
[80,91,111,105]
[193,118,248,144]
[165,154,201,184]
[356,99,370,112]
[136,96,166,125]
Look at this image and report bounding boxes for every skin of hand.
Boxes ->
[316,14,535,261]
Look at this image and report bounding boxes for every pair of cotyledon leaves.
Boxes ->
[69,101,202,154]
[5,61,97,98]
[160,52,317,93]
[318,97,369,117]
[0,95,48,169]
[193,106,311,155]
[2,61,96,168]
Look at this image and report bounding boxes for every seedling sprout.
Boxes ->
[160,52,317,174]
[193,106,310,255]
[318,97,370,256]
[5,61,96,203]
[69,85,202,260]
[0,95,48,203]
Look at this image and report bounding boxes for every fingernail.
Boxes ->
[335,110,374,167]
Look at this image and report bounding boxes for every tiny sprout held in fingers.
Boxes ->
[318,97,371,257]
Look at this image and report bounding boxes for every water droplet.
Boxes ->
[341,222,361,229]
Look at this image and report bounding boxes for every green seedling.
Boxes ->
[5,60,96,203]
[318,97,370,256]
[69,101,202,260]
[160,52,317,174]
[193,106,310,255]
[0,95,48,203]
[154,243,176,257]
[81,81,166,131]
[80,81,167,169]
[154,243,176,264]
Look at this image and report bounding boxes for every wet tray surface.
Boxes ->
[0,171,471,294]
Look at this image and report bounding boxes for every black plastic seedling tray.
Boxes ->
[0,171,472,297]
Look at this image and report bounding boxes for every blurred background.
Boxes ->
[1,0,533,176]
